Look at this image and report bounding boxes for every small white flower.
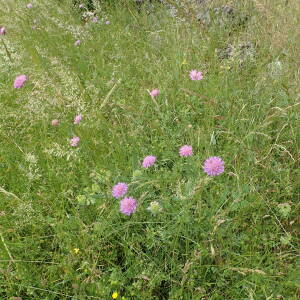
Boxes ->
[25,153,38,164]
[147,201,162,214]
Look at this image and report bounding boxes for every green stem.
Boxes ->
[1,38,13,62]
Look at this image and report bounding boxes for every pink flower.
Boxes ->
[74,40,81,46]
[112,182,128,199]
[27,3,33,8]
[179,145,193,157]
[0,27,6,35]
[142,155,156,168]
[74,114,82,124]
[105,20,110,25]
[120,197,137,216]
[189,70,203,81]
[14,75,27,89]
[79,3,84,8]
[70,136,80,147]
[51,119,60,126]
[150,89,160,98]
[92,16,98,23]
[203,156,224,176]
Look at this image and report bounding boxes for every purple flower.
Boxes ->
[74,114,82,124]
[74,39,81,46]
[70,136,80,147]
[27,3,33,8]
[105,20,110,25]
[92,16,98,23]
[120,197,137,216]
[14,75,27,89]
[203,156,224,176]
[51,119,60,126]
[142,155,156,168]
[112,182,128,199]
[189,70,203,81]
[0,27,6,35]
[179,145,193,157]
[150,89,160,98]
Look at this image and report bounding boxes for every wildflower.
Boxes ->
[277,203,291,218]
[51,119,60,126]
[179,145,193,157]
[32,19,37,29]
[132,170,143,179]
[70,136,80,147]
[92,16,98,23]
[74,114,82,124]
[73,248,80,254]
[27,3,33,8]
[79,3,84,8]
[105,20,110,25]
[120,197,137,216]
[0,26,6,35]
[25,153,37,164]
[14,75,27,89]
[189,70,203,81]
[181,59,187,65]
[74,39,81,46]
[112,182,128,199]
[147,201,162,214]
[150,89,160,98]
[86,11,94,17]
[203,156,224,176]
[142,155,156,168]
[112,292,118,299]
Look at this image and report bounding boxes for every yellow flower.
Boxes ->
[220,65,231,70]
[181,59,187,65]
[112,292,118,299]
[73,248,80,254]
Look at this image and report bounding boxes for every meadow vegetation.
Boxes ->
[0,0,299,299]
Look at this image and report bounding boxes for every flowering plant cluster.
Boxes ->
[79,3,110,26]
[7,16,223,221]
[112,145,224,216]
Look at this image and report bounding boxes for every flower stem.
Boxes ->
[1,38,13,62]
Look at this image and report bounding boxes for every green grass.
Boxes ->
[0,0,299,299]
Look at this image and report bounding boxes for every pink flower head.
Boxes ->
[70,136,80,147]
[27,3,33,8]
[51,119,60,126]
[203,156,224,176]
[179,145,193,157]
[189,70,203,81]
[79,3,84,8]
[74,114,82,124]
[142,155,156,168]
[92,16,98,23]
[120,197,137,216]
[150,89,160,98]
[105,20,110,25]
[14,75,27,89]
[74,39,81,46]
[112,182,128,199]
[0,27,6,35]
